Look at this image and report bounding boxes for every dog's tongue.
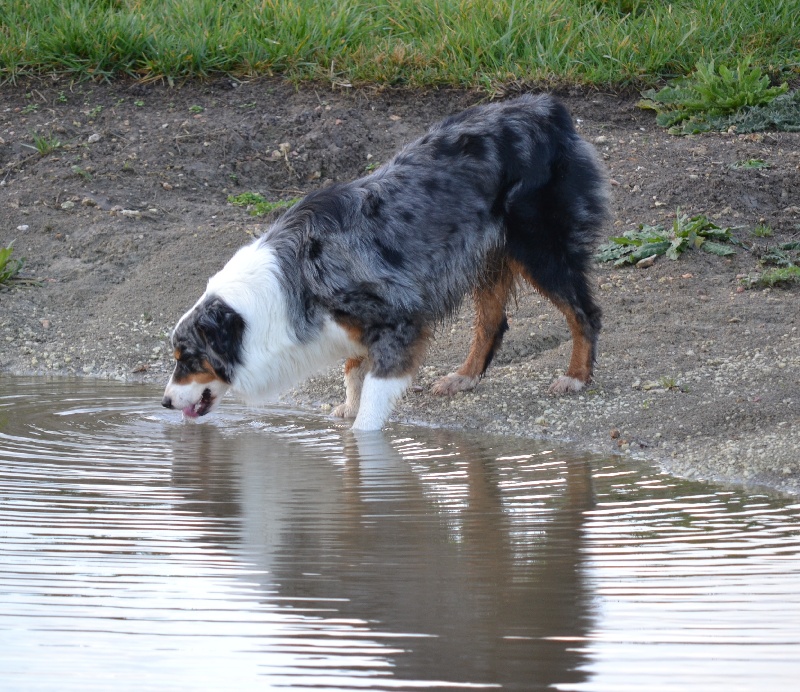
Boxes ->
[182,405,199,419]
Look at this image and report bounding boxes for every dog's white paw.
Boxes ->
[431,373,480,396]
[548,375,586,395]
[332,402,358,419]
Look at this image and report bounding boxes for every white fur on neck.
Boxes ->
[204,240,362,403]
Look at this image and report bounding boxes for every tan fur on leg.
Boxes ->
[432,263,513,396]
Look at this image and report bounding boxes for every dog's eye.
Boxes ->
[174,349,194,364]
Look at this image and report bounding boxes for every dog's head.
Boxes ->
[162,296,246,418]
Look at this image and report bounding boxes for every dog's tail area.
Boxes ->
[500,99,610,382]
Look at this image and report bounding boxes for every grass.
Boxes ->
[0,243,25,286]
[227,192,300,216]
[71,164,92,181]
[751,224,773,238]
[742,241,800,288]
[731,158,770,170]
[29,132,62,155]
[756,266,800,287]
[0,1,798,87]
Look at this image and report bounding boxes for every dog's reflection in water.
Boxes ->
[166,417,595,689]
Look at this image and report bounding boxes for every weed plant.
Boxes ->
[706,90,800,134]
[760,242,800,268]
[596,211,737,266]
[1,1,798,87]
[751,224,773,238]
[638,58,791,134]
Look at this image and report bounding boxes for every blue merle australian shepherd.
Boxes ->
[162,94,610,430]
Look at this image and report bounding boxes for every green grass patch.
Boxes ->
[227,192,300,216]
[754,266,800,287]
[750,223,773,238]
[596,211,737,266]
[0,243,25,286]
[638,58,792,134]
[744,242,800,288]
[730,158,770,170]
[1,1,799,87]
[29,131,62,155]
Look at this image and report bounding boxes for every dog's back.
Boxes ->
[271,95,608,331]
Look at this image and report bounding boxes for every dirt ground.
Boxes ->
[1,77,798,493]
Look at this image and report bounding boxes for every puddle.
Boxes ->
[1,376,799,691]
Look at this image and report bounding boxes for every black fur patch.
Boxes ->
[481,316,510,374]
[172,297,246,383]
[375,240,405,268]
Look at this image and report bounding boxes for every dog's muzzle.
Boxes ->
[162,382,224,419]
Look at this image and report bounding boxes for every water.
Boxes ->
[1,376,799,691]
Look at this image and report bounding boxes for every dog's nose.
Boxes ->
[161,396,173,409]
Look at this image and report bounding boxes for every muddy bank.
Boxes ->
[1,78,798,493]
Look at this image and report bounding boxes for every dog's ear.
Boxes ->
[196,298,246,381]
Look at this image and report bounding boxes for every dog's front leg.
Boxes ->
[332,357,367,419]
[351,372,411,431]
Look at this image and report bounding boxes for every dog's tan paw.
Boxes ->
[332,403,358,418]
[431,373,480,396]
[548,375,586,395]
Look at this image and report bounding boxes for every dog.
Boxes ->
[161,94,610,430]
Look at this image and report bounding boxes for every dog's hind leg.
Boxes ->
[332,357,368,419]
[431,263,514,396]
[513,260,601,395]
[547,296,600,394]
